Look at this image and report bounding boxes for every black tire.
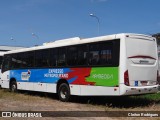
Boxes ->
[10,81,17,92]
[58,83,70,102]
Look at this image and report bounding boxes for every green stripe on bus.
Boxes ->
[86,67,119,86]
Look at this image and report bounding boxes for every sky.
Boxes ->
[0,0,160,47]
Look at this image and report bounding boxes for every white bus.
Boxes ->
[1,33,159,101]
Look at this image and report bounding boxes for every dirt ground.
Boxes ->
[0,89,160,120]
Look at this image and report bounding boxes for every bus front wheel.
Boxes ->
[10,81,17,92]
[58,83,70,102]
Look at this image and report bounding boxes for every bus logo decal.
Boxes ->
[21,70,31,80]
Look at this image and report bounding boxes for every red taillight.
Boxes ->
[124,70,130,86]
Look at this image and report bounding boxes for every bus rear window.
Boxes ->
[126,38,157,59]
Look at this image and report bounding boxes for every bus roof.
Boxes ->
[3,33,155,54]
[0,45,26,51]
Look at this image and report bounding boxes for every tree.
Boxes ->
[152,33,160,45]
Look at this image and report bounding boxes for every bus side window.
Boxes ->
[77,45,88,65]
[0,56,3,65]
[100,42,113,65]
[2,55,11,73]
[67,46,78,66]
[50,48,57,67]
[27,52,34,67]
[100,50,112,64]
[57,48,66,66]
[89,43,100,65]
[10,54,17,69]
[35,49,50,67]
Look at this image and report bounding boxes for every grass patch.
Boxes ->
[0,89,48,102]
[70,93,160,108]
[133,92,160,101]
[0,88,159,109]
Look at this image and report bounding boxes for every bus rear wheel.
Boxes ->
[58,83,70,102]
[10,81,17,92]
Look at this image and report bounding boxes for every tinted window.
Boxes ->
[10,54,17,69]
[2,55,11,72]
[9,52,34,69]
[25,51,34,67]
[87,40,119,66]
[15,53,27,68]
[99,42,113,65]
[89,44,100,65]
[0,56,3,65]
[112,40,120,66]
[50,48,57,66]
[77,45,88,65]
[35,49,50,67]
[2,39,120,71]
[67,46,78,66]
[57,48,66,66]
